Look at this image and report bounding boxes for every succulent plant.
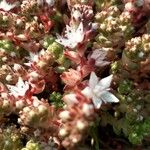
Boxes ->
[0,0,149,149]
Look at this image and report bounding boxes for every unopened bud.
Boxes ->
[29,71,40,81]
[38,105,48,116]
[23,107,30,113]
[2,100,10,109]
[72,137,78,144]
[13,64,22,71]
[82,104,93,116]
[59,111,70,121]
[76,120,86,131]
[59,128,68,137]
[16,100,25,109]
[16,19,24,26]
[6,75,13,82]
[3,15,8,21]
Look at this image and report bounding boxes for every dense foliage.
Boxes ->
[0,0,149,149]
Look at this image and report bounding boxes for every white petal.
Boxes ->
[76,22,84,42]
[98,75,113,89]
[77,22,83,33]
[39,49,46,55]
[7,77,29,97]
[17,77,24,88]
[90,49,110,67]
[100,91,119,103]
[24,81,30,90]
[24,63,32,67]
[72,10,82,21]
[66,25,72,34]
[26,52,38,62]
[7,85,19,96]
[56,36,76,49]
[90,49,107,60]
[81,87,93,99]
[55,22,84,49]
[89,72,99,89]
[45,0,55,6]
[0,0,18,11]
[95,60,110,67]
[92,96,102,109]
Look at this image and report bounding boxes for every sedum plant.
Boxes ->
[0,0,149,149]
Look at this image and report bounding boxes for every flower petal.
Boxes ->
[100,91,119,103]
[90,49,107,60]
[7,85,19,96]
[76,22,84,42]
[95,60,110,67]
[45,0,55,6]
[81,87,93,99]
[92,96,102,109]
[0,0,18,11]
[56,36,76,49]
[7,77,29,97]
[16,77,25,88]
[98,75,113,89]
[55,22,84,49]
[24,81,30,91]
[89,72,99,89]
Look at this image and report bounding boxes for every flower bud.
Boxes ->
[38,105,48,116]
[59,111,70,121]
[82,104,94,116]
[76,120,86,131]
[59,128,68,137]
[63,93,78,106]
[2,99,10,109]
[16,100,25,109]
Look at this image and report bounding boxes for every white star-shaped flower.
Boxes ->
[7,77,29,98]
[81,72,119,109]
[90,49,110,67]
[56,22,84,49]
[0,0,18,11]
[24,49,45,67]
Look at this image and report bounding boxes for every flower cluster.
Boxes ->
[0,0,149,149]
